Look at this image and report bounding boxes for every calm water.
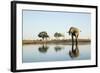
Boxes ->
[22,44,91,63]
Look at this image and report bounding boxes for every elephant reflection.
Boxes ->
[54,46,63,52]
[38,44,49,53]
[69,44,79,58]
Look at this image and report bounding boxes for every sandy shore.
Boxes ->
[22,39,91,45]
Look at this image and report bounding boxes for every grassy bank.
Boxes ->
[22,39,91,45]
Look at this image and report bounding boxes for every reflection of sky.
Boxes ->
[22,44,91,63]
[23,10,91,40]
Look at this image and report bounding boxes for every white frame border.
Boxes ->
[16,3,96,70]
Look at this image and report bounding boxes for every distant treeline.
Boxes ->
[37,31,64,40]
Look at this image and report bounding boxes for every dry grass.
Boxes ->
[22,39,91,45]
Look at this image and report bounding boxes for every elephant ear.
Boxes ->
[67,27,72,35]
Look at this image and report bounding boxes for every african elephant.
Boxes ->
[68,27,81,46]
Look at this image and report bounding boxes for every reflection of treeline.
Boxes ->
[38,45,49,53]
[38,45,64,53]
[54,46,63,52]
[38,44,80,59]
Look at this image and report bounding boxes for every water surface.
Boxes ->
[22,44,91,63]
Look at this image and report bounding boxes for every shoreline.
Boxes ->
[22,39,91,45]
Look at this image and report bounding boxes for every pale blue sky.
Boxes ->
[23,10,91,40]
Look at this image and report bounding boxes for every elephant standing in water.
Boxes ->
[68,27,81,47]
[68,27,81,58]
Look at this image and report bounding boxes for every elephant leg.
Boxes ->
[75,36,78,47]
[72,35,74,51]
[75,37,77,46]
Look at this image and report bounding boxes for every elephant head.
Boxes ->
[68,27,81,38]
